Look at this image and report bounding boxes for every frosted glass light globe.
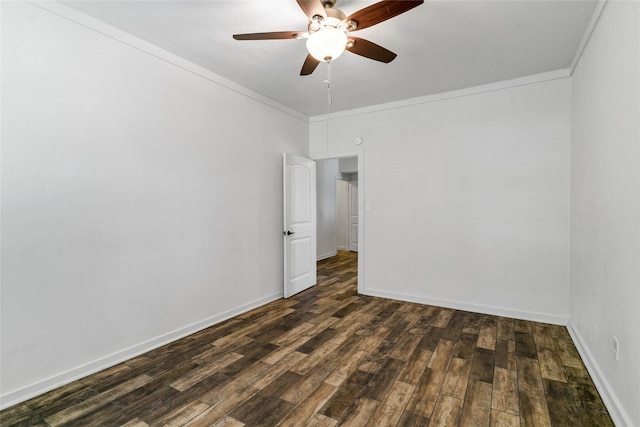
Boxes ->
[306,28,347,62]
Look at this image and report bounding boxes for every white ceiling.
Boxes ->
[62,0,598,117]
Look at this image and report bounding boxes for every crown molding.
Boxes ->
[24,1,309,122]
[309,68,571,122]
[569,0,609,74]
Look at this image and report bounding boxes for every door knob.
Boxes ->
[283,230,295,236]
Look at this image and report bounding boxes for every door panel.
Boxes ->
[336,180,349,251]
[283,154,317,298]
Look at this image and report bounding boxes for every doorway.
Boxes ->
[315,155,362,292]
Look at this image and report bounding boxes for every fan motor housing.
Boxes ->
[310,5,347,31]
[325,7,346,23]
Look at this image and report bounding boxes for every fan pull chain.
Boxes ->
[324,61,332,156]
[326,60,332,111]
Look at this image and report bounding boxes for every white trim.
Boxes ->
[363,288,569,326]
[0,292,282,410]
[569,0,609,74]
[317,251,337,261]
[24,1,308,123]
[567,324,633,427]
[309,69,571,122]
[24,0,601,123]
[310,151,362,162]
[356,152,364,294]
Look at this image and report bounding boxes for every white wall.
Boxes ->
[310,78,571,324]
[0,1,307,407]
[569,2,640,426]
[316,159,339,260]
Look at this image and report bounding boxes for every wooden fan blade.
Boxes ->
[343,0,423,31]
[297,0,326,19]
[347,36,397,63]
[233,31,303,40]
[301,54,321,75]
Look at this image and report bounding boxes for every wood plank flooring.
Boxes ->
[1,251,613,426]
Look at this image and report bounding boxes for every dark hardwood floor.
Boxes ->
[1,251,613,426]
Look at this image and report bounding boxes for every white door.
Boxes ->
[348,180,358,252]
[336,179,349,251]
[283,153,317,298]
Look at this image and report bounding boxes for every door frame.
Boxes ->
[310,150,364,294]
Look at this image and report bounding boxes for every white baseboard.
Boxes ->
[317,251,337,261]
[0,292,282,410]
[567,324,633,427]
[362,288,569,325]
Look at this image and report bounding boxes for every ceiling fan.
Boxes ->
[233,0,424,76]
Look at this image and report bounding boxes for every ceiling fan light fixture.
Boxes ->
[233,0,424,75]
[306,28,347,62]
